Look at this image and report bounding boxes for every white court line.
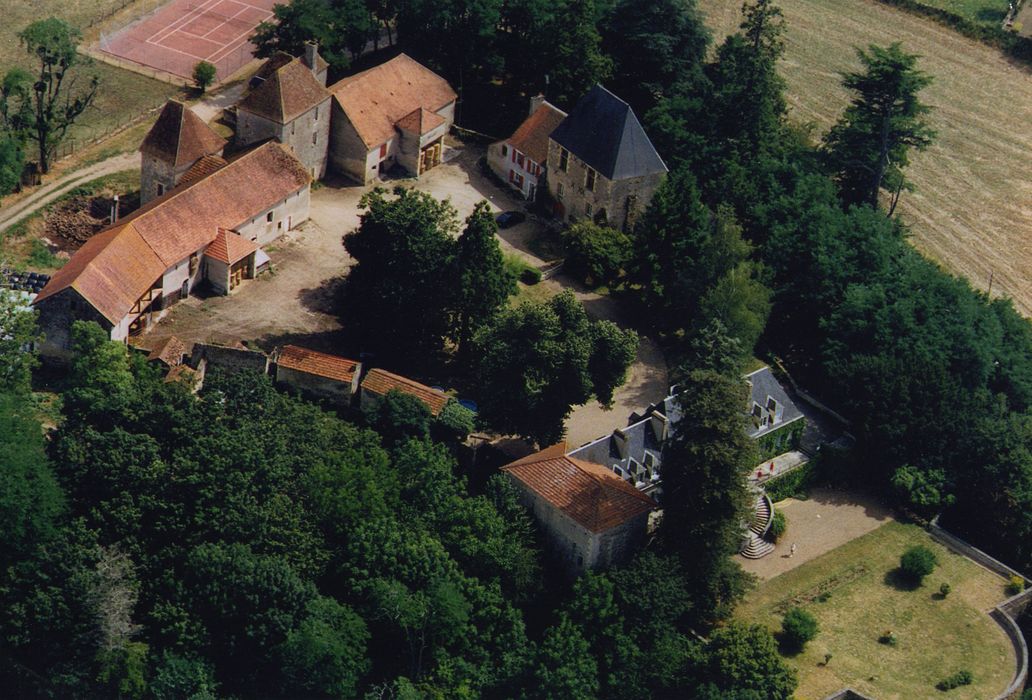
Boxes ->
[144,40,209,61]
[203,9,272,62]
[202,5,249,38]
[147,0,222,45]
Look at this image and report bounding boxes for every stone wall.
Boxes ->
[190,342,268,375]
[277,99,331,180]
[234,187,310,246]
[275,364,359,405]
[507,473,597,575]
[36,288,112,359]
[140,153,176,205]
[329,101,385,184]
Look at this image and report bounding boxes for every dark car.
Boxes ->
[495,211,526,228]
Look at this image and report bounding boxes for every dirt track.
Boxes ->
[701,0,1032,315]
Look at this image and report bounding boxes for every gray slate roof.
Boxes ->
[548,84,667,181]
[745,367,804,439]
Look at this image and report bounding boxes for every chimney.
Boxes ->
[303,41,318,73]
[649,410,669,443]
[528,94,545,118]
[612,428,630,460]
[110,194,120,224]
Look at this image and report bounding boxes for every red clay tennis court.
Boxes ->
[100,0,278,81]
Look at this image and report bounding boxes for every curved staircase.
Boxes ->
[740,492,776,559]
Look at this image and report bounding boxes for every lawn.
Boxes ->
[0,0,180,155]
[914,0,1010,26]
[699,0,1032,317]
[737,521,1015,700]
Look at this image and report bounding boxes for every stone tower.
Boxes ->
[139,100,227,204]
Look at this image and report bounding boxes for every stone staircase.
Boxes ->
[740,492,776,559]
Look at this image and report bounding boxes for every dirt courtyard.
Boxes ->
[738,487,896,581]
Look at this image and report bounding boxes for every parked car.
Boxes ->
[495,211,526,228]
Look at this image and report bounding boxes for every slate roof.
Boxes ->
[745,367,804,438]
[361,367,450,416]
[140,100,226,168]
[238,55,331,124]
[277,345,359,383]
[204,228,258,265]
[34,142,310,323]
[548,84,666,181]
[506,101,567,165]
[329,54,456,149]
[502,444,657,533]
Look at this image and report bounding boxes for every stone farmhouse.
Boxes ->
[488,97,567,200]
[501,442,658,574]
[140,100,227,204]
[33,140,311,358]
[327,53,457,184]
[546,84,667,231]
[236,48,332,180]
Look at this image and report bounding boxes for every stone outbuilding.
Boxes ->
[274,344,361,404]
[546,84,667,231]
[236,49,332,180]
[360,367,450,417]
[488,96,567,201]
[501,443,658,574]
[203,228,260,295]
[140,100,226,204]
[327,54,456,184]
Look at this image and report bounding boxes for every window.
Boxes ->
[266,212,274,223]
[516,153,524,168]
[291,122,295,135]
[156,182,165,196]
[508,169,515,183]
[312,131,317,145]
[559,147,569,172]
[585,167,597,192]
[379,143,387,159]
[189,253,198,275]
[513,173,524,189]
[314,106,318,121]
[501,145,508,157]
[556,182,564,201]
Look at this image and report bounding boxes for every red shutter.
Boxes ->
[511,149,516,163]
[509,170,515,183]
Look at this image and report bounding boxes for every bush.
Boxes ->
[939,582,951,598]
[781,607,818,651]
[193,61,216,93]
[560,220,631,288]
[900,545,938,585]
[936,669,973,691]
[436,401,475,440]
[768,509,787,543]
[1006,574,1025,596]
[503,252,541,285]
[878,630,898,646]
[520,267,542,285]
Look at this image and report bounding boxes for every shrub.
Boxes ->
[520,267,542,285]
[936,670,973,691]
[193,61,216,93]
[503,253,541,285]
[900,545,938,585]
[878,630,898,646]
[436,401,475,440]
[560,220,631,288]
[781,607,818,651]
[939,582,951,598]
[768,509,787,543]
[1006,575,1025,596]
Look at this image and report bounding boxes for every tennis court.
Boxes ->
[100,0,277,81]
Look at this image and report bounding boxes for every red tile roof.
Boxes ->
[146,335,187,366]
[140,100,226,167]
[361,367,450,416]
[396,107,446,135]
[329,54,456,149]
[277,345,359,383]
[238,56,330,124]
[178,154,227,188]
[502,445,657,533]
[507,102,567,165]
[205,228,258,265]
[34,142,310,323]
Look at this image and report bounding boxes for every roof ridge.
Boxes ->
[173,101,185,168]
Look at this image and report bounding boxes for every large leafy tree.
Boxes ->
[341,187,458,368]
[601,0,709,115]
[542,0,613,109]
[696,623,796,699]
[451,201,516,355]
[18,18,98,173]
[252,0,368,69]
[660,368,755,624]
[0,289,41,394]
[822,42,935,212]
[472,291,638,445]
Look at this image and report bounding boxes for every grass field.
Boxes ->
[737,521,1015,699]
[699,0,1032,316]
[915,0,1010,26]
[0,0,179,156]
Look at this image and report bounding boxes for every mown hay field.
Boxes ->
[700,0,1032,315]
[0,0,178,153]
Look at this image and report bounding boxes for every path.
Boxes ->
[737,487,894,581]
[0,83,246,235]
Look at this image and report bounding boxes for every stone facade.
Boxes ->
[236,99,331,180]
[35,288,116,361]
[140,153,179,204]
[233,188,310,247]
[546,139,664,232]
[275,364,360,404]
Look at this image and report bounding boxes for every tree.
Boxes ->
[562,220,631,288]
[341,187,458,368]
[0,289,41,394]
[192,61,216,93]
[543,0,613,109]
[363,388,432,448]
[252,0,350,70]
[822,43,935,212]
[149,653,218,700]
[278,596,370,698]
[659,368,755,624]
[0,130,23,197]
[18,18,98,173]
[473,291,638,445]
[780,607,818,651]
[698,623,797,699]
[601,0,709,115]
[451,201,516,355]
[899,545,938,585]
[696,262,771,359]
[528,616,599,700]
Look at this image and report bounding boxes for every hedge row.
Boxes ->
[872,0,1032,65]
